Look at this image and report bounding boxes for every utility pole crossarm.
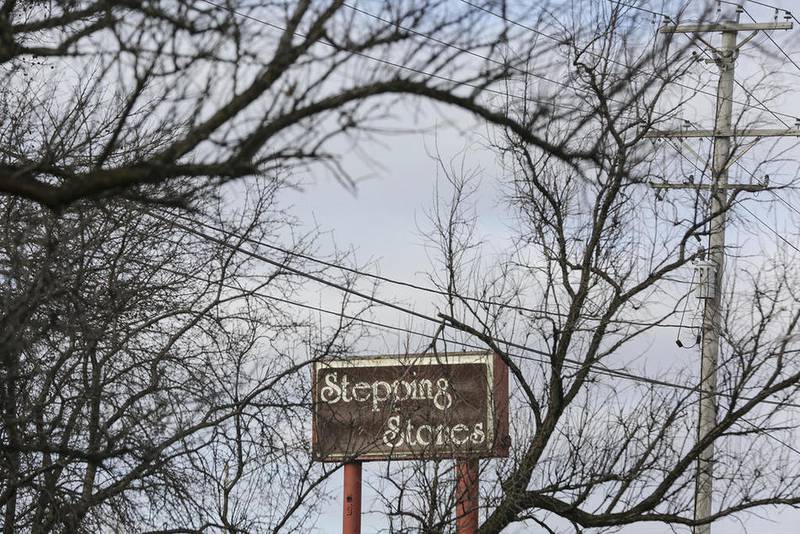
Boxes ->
[649,182,768,192]
[644,129,800,138]
[660,22,793,33]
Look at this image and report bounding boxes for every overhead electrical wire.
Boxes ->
[337,0,679,122]
[204,0,800,261]
[338,1,608,104]
[608,0,671,19]
[145,248,800,417]
[722,151,800,245]
[139,228,800,458]
[658,133,800,256]
[200,0,800,229]
[141,208,800,412]
[719,0,799,33]
[738,5,800,98]
[159,212,800,456]
[738,417,800,457]
[609,0,800,132]
[456,0,800,121]
[737,202,800,255]
[196,0,578,112]
[164,209,690,329]
[200,0,800,123]
[670,22,800,229]
[646,13,800,262]
[198,0,800,207]
[192,0,800,336]
[685,25,796,151]
[609,1,800,127]
[732,4,800,221]
[148,209,451,328]
[673,29,800,245]
[728,0,797,22]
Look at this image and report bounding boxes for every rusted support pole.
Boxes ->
[455,458,479,534]
[343,462,362,534]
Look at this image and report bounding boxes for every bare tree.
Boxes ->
[0,180,376,532]
[0,0,593,209]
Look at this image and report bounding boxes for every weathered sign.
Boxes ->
[312,351,509,462]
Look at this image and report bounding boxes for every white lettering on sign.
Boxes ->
[381,415,486,447]
[319,372,454,412]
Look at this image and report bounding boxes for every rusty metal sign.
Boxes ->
[312,351,509,462]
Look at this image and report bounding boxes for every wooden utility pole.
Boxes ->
[651,10,795,534]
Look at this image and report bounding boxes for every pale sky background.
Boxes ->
[268,1,800,532]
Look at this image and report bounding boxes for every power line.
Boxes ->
[669,38,800,265]
[727,5,800,221]
[737,201,800,255]
[765,185,800,219]
[719,0,799,26]
[731,0,794,17]
[737,417,800,457]
[457,0,800,121]
[196,0,578,112]
[148,209,450,328]
[652,122,800,256]
[685,29,792,130]
[739,5,800,81]
[608,0,671,19]
[679,117,800,225]
[201,0,800,176]
[146,252,800,457]
[139,258,449,344]
[209,0,800,125]
[164,208,692,329]
[728,151,800,224]
[223,260,800,459]
[141,208,800,412]
[669,144,800,256]
[703,11,797,128]
[339,1,611,107]
[203,0,800,191]
[260,268,800,457]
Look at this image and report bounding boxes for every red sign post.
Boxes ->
[342,462,362,534]
[312,351,509,534]
[456,458,479,534]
